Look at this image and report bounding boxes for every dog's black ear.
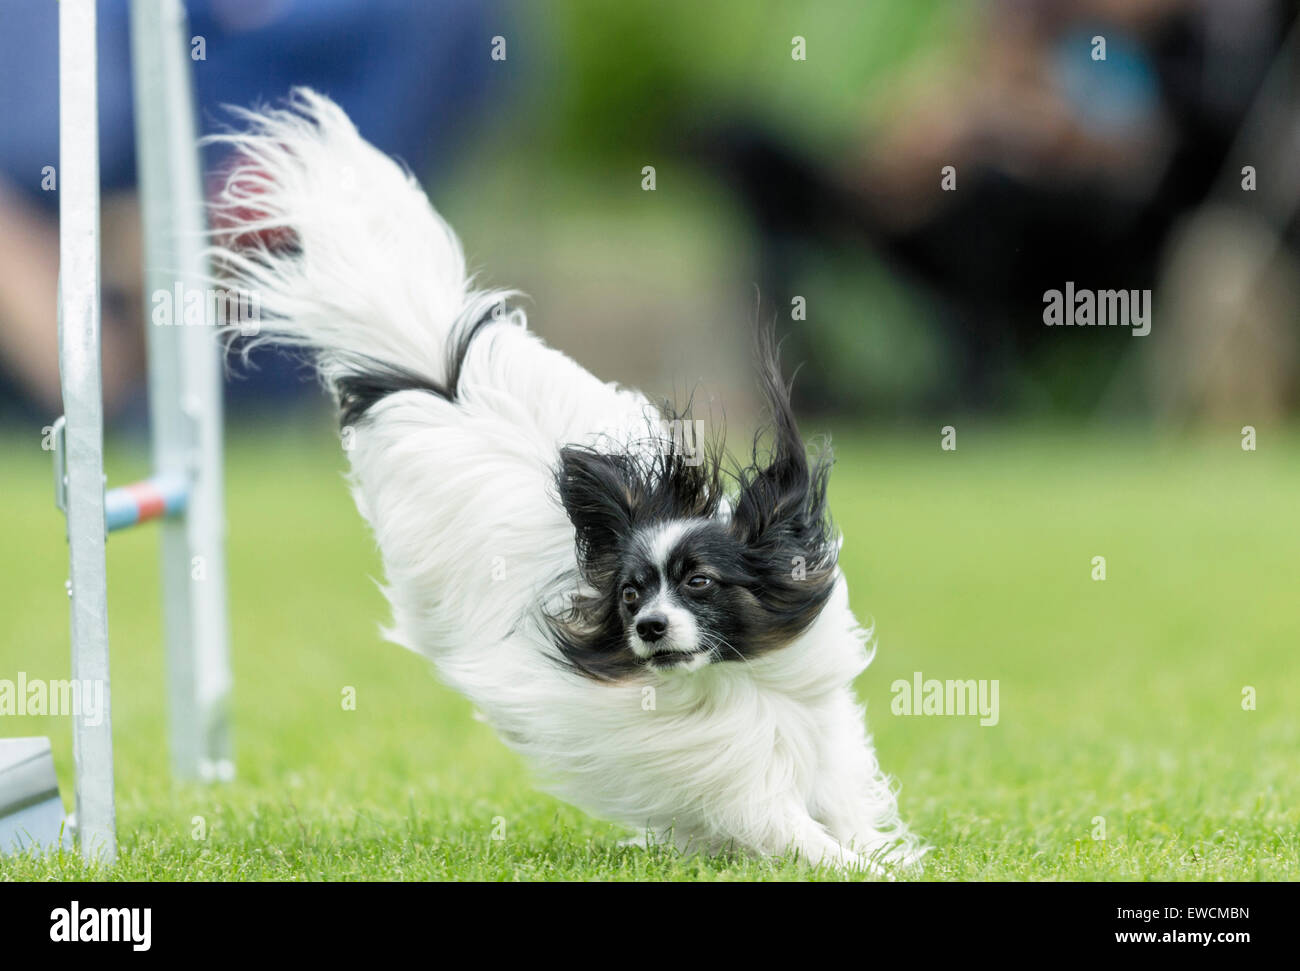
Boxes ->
[548,446,645,682]
[730,331,837,636]
[731,332,829,545]
[557,446,638,567]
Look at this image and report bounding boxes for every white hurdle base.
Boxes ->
[0,738,72,856]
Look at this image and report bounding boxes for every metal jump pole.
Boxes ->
[57,0,116,865]
[49,0,233,865]
[130,0,234,783]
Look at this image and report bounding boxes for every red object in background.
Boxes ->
[207,157,299,255]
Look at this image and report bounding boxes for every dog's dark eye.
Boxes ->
[621,585,638,604]
[685,575,712,590]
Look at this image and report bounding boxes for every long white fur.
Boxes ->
[206,89,923,874]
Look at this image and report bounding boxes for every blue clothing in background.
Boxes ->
[0,0,503,416]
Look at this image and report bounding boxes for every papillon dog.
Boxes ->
[208,89,922,875]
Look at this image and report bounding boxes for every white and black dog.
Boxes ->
[209,89,922,875]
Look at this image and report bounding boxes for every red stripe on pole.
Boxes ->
[126,481,166,522]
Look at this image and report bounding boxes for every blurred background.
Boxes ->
[1,0,1299,879]
[3,0,1299,430]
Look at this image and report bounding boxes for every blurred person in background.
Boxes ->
[6,0,1298,429]
[696,0,1300,418]
[0,0,501,427]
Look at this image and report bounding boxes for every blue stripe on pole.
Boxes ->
[104,473,189,532]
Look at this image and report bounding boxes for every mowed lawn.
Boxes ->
[1,422,1297,880]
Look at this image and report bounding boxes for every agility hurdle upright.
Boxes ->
[52,0,234,864]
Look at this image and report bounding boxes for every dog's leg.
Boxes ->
[808,693,924,873]
[693,792,874,876]
[769,805,876,876]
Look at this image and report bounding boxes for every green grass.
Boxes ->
[1,422,1297,880]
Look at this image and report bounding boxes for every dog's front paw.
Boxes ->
[618,828,669,850]
[821,848,888,880]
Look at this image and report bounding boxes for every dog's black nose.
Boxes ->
[636,614,668,642]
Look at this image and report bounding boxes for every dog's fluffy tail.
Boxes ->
[204,88,511,413]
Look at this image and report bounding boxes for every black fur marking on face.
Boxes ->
[546,329,839,682]
[334,303,508,427]
[544,422,725,681]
